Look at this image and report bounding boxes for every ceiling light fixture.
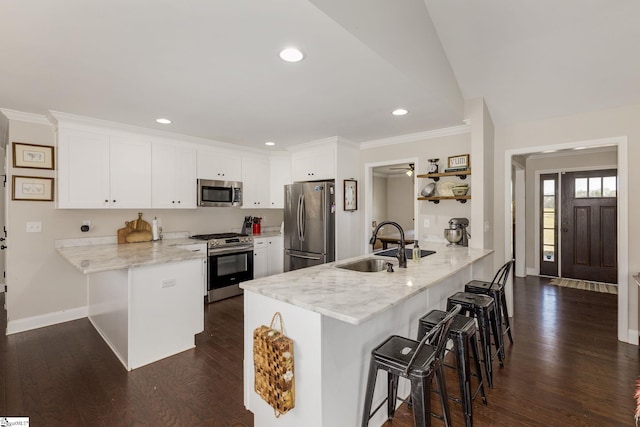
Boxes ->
[279,47,304,63]
[392,108,408,116]
[156,118,171,124]
[265,141,276,146]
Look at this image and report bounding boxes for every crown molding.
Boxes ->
[287,135,359,152]
[48,110,268,154]
[0,108,52,126]
[360,124,470,149]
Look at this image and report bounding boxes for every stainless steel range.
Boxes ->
[190,232,254,303]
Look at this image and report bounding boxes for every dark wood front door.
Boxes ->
[560,170,617,283]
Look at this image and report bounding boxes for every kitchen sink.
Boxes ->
[375,248,435,258]
[335,258,391,273]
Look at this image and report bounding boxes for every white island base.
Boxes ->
[243,246,491,427]
[88,259,204,371]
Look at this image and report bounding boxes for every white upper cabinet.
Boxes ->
[291,146,335,182]
[241,156,270,208]
[58,129,110,208]
[196,149,242,182]
[152,143,196,208]
[109,136,152,208]
[269,155,291,209]
[57,129,151,209]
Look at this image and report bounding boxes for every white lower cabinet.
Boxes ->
[253,236,284,279]
[178,243,208,296]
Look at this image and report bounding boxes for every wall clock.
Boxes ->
[344,179,357,211]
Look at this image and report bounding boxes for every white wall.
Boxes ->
[371,175,387,231]
[5,119,282,326]
[494,102,640,340]
[385,174,414,232]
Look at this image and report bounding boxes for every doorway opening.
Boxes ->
[363,158,419,254]
[505,137,630,344]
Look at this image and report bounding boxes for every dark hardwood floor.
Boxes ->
[1,276,638,426]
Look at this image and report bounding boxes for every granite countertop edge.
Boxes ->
[57,239,206,275]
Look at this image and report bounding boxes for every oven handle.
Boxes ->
[208,246,254,256]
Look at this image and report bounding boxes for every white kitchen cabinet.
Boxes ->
[178,243,208,296]
[269,156,291,208]
[267,235,284,276]
[241,156,270,208]
[253,238,268,279]
[152,143,197,208]
[57,129,151,209]
[253,236,283,279]
[291,146,335,182]
[109,136,152,208]
[197,149,242,182]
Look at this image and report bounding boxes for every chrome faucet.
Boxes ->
[370,221,407,268]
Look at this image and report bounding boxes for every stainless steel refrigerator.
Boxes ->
[284,181,335,272]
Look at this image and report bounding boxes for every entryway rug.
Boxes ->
[549,278,618,294]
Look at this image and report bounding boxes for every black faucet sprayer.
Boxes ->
[370,221,407,268]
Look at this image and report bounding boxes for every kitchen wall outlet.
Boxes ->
[423,219,430,228]
[82,220,92,227]
[161,278,176,288]
[372,221,377,228]
[484,221,490,232]
[26,221,42,233]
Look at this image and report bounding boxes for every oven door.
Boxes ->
[208,247,253,302]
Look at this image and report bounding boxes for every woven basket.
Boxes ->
[253,312,295,417]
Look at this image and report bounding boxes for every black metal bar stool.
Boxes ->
[361,305,461,427]
[465,259,515,349]
[446,293,503,389]
[418,310,487,427]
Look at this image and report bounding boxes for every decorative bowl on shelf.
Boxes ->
[421,183,436,197]
[452,186,469,196]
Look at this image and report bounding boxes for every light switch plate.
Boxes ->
[26,221,42,232]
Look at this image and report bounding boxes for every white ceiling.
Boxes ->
[2,1,639,150]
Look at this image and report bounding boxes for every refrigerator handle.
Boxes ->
[297,194,304,242]
[300,194,306,241]
[288,253,321,261]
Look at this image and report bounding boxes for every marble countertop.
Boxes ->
[241,243,493,325]
[57,239,206,275]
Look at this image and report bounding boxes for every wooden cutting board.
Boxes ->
[118,213,153,244]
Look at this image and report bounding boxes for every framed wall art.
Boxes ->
[447,154,470,170]
[13,142,55,170]
[12,175,54,201]
[344,179,357,211]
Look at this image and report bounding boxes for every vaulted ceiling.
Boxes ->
[1,1,639,149]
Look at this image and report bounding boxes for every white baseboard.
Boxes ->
[7,306,88,334]
[628,329,639,345]
[526,267,537,276]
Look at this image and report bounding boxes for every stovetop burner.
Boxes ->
[190,232,247,240]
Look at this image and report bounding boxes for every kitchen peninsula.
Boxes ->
[241,242,493,427]
[57,239,206,370]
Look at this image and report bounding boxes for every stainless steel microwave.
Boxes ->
[197,179,243,207]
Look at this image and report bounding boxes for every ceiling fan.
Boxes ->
[389,163,415,176]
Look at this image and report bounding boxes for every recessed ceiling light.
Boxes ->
[265,141,276,146]
[279,47,304,63]
[392,109,408,116]
[156,118,171,124]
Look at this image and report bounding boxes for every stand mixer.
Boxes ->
[444,218,470,247]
